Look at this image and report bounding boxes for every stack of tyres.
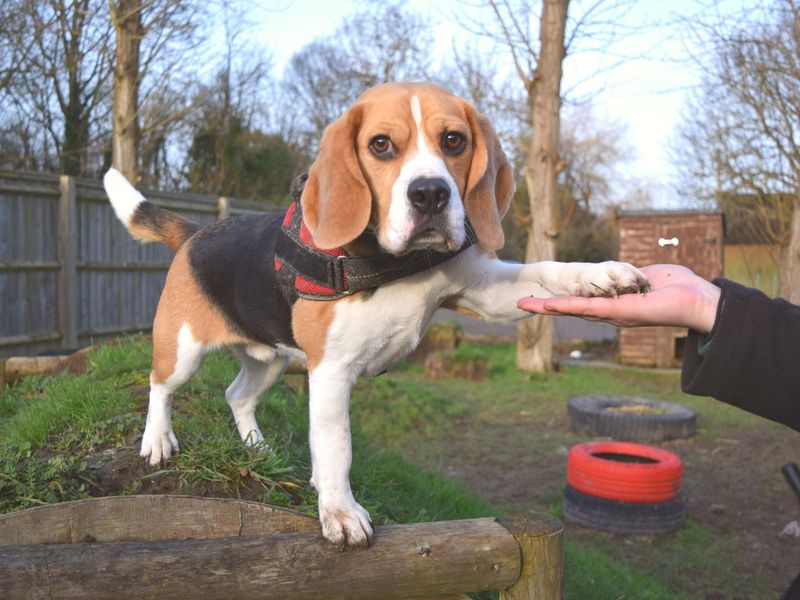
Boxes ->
[564,441,686,534]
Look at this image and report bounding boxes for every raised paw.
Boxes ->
[575,261,649,298]
[140,425,179,466]
[319,497,374,549]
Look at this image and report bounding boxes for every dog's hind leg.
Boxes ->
[144,323,209,465]
[226,348,288,446]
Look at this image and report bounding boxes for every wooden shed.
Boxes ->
[617,210,723,368]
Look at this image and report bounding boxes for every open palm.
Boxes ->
[517,264,722,334]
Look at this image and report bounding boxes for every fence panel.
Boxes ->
[0,170,276,359]
[0,172,62,356]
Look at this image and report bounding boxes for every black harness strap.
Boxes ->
[275,175,476,302]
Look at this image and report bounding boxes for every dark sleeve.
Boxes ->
[681,278,800,432]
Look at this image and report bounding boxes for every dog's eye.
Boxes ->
[442,131,466,156]
[369,135,396,159]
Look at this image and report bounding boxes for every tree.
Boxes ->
[282,2,433,146]
[475,0,569,372]
[109,0,209,185]
[473,0,637,371]
[676,0,800,301]
[185,68,308,205]
[0,0,213,183]
[516,0,569,372]
[1,0,114,175]
[109,0,143,181]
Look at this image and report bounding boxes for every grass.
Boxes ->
[1,335,733,599]
[0,337,492,525]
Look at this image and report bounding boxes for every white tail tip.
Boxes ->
[103,168,145,226]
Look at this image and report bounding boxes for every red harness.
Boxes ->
[275,202,347,298]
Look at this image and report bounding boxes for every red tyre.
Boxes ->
[567,441,682,504]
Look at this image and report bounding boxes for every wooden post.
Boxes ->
[498,514,564,599]
[0,517,520,599]
[218,196,230,220]
[58,175,78,349]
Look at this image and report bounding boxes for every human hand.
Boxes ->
[516,264,722,334]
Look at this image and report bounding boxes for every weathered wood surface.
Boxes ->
[1,341,307,388]
[2,347,91,383]
[1,515,521,600]
[618,211,723,368]
[0,169,277,359]
[498,514,564,600]
[0,495,319,545]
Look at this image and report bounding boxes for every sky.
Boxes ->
[250,0,752,207]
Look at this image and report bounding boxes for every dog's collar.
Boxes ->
[274,200,476,302]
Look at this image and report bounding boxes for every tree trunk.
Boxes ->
[110,0,142,182]
[61,0,90,175]
[516,0,569,372]
[779,193,800,303]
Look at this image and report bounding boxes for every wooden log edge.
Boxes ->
[498,513,565,600]
[1,338,307,388]
[0,495,318,545]
[0,516,521,600]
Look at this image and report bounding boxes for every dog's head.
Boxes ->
[301,82,515,254]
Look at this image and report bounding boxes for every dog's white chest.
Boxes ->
[322,274,449,377]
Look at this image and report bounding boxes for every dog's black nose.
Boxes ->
[407,177,450,216]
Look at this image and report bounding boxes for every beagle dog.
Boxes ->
[103,82,648,548]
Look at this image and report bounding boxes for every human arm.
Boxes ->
[680,278,800,432]
[517,264,800,432]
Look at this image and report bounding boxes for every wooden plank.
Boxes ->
[0,261,61,271]
[78,322,153,337]
[58,176,78,349]
[2,348,90,382]
[0,171,61,196]
[0,495,318,545]
[0,332,62,348]
[498,514,564,600]
[76,261,171,271]
[0,516,521,600]
[78,189,218,214]
[217,196,230,219]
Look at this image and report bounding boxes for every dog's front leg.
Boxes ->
[308,363,373,548]
[451,250,649,322]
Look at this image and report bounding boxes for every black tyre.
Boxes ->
[563,484,686,534]
[567,395,696,442]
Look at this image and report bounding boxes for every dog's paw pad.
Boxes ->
[140,427,178,465]
[319,500,373,549]
[581,262,649,298]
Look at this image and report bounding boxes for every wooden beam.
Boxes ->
[0,332,62,348]
[76,261,171,271]
[217,196,230,220]
[58,175,78,349]
[0,261,61,271]
[0,518,521,600]
[0,496,320,545]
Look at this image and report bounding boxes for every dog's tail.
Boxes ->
[103,169,200,252]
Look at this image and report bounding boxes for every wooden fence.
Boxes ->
[0,169,273,360]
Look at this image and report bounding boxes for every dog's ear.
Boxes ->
[461,102,515,251]
[301,104,371,249]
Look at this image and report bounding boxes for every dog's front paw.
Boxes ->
[319,497,373,549]
[574,261,650,298]
[140,425,179,465]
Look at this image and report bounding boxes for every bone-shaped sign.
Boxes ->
[658,237,679,247]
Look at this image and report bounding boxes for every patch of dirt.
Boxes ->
[88,447,275,503]
[408,410,799,599]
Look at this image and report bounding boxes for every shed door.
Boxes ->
[652,218,723,367]
[653,219,722,280]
